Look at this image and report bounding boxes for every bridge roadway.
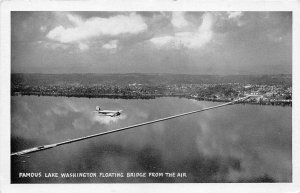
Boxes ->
[11,96,251,156]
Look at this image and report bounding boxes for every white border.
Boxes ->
[1,0,300,193]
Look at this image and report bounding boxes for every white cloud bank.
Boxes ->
[46,13,148,50]
[171,12,189,29]
[150,13,213,49]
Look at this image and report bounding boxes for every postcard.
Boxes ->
[1,0,300,193]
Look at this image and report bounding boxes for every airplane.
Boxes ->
[93,106,122,117]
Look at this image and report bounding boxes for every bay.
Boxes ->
[11,96,292,183]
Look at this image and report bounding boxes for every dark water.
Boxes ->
[11,96,292,183]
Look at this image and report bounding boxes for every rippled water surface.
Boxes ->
[11,96,292,183]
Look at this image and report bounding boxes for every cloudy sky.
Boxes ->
[11,11,292,74]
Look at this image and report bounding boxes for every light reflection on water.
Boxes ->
[11,96,292,183]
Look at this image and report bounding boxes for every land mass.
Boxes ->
[11,73,292,106]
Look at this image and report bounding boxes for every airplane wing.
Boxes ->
[107,113,115,117]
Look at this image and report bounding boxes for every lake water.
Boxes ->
[11,96,292,183]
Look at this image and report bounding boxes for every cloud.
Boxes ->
[78,42,89,51]
[45,100,83,116]
[46,13,148,45]
[40,25,47,33]
[72,117,92,131]
[37,41,70,50]
[20,101,33,113]
[92,114,127,126]
[45,106,68,116]
[149,13,213,49]
[171,12,189,28]
[102,40,118,50]
[227,12,244,26]
[227,11,243,19]
[67,14,83,26]
[149,36,174,47]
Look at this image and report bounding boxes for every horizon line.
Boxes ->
[11,72,292,76]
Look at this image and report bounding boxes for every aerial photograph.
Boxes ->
[11,11,292,183]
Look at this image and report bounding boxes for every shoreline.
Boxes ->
[11,92,292,107]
